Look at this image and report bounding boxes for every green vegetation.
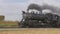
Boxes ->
[0,21,19,27]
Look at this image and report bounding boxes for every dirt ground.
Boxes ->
[0,28,60,34]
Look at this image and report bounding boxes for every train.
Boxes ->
[19,4,60,28]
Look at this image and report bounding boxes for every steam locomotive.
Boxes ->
[19,4,60,28]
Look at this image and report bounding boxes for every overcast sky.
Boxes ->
[0,0,60,21]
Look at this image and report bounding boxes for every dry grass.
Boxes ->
[0,29,60,34]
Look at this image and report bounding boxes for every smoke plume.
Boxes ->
[27,3,60,16]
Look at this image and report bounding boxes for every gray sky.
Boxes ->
[0,0,60,21]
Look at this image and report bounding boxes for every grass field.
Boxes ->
[0,21,19,27]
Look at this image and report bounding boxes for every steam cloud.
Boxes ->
[27,3,60,16]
